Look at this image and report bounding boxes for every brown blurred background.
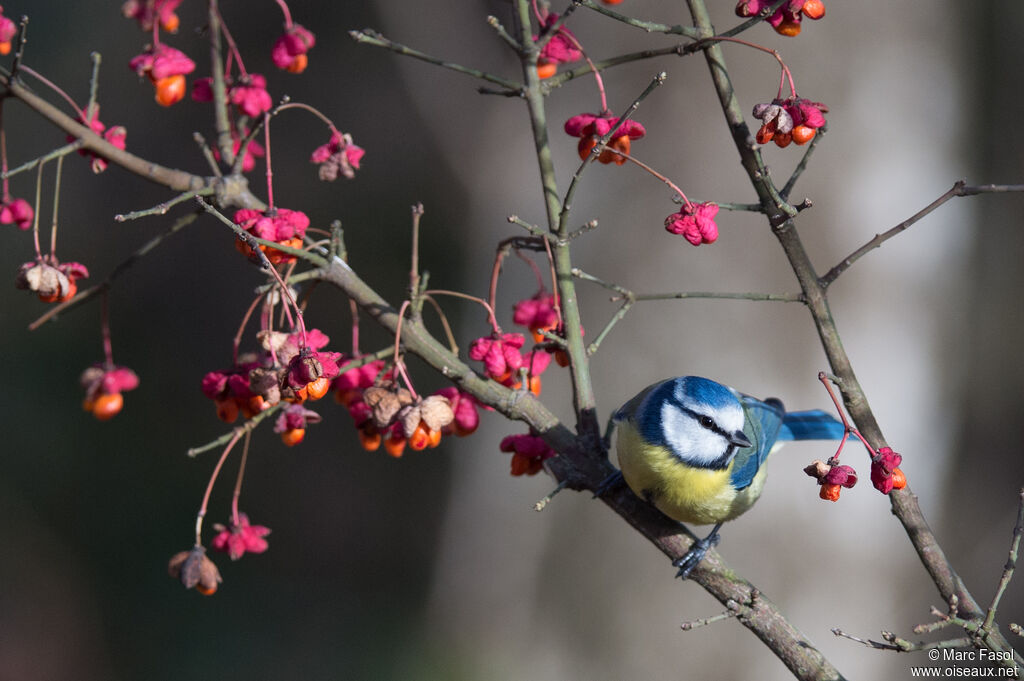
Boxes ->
[0,1,1021,680]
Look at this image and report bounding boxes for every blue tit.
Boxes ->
[612,375,846,578]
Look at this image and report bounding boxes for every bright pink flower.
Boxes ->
[734,0,772,14]
[513,292,560,341]
[16,258,89,302]
[0,197,33,230]
[236,206,309,241]
[274,402,321,432]
[67,110,127,174]
[213,132,264,173]
[233,207,310,263]
[735,0,824,36]
[333,358,386,407]
[783,98,827,129]
[122,0,182,33]
[870,447,903,494]
[665,202,719,246]
[753,97,827,147]
[434,387,480,437]
[235,207,309,241]
[129,44,194,106]
[284,347,342,390]
[334,358,385,393]
[191,76,214,102]
[564,112,646,165]
[79,363,139,420]
[129,44,194,80]
[498,350,552,396]
[823,464,858,488]
[469,333,526,381]
[271,24,315,73]
[229,74,273,118]
[500,432,556,476]
[212,513,271,561]
[0,6,16,53]
[535,13,582,66]
[310,131,364,181]
[202,366,251,402]
[200,358,267,422]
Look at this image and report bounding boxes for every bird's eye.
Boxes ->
[699,416,714,429]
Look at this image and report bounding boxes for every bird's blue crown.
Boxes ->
[673,376,739,412]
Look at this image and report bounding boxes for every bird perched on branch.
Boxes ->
[611,375,846,578]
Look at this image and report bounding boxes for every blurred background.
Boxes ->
[1,1,1021,679]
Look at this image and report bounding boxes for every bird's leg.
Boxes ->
[593,414,625,497]
[600,413,617,452]
[593,469,624,498]
[673,522,723,579]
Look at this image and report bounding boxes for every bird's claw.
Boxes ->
[593,469,624,498]
[672,528,721,579]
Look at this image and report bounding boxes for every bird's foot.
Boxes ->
[672,526,722,579]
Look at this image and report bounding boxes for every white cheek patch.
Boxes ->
[661,402,728,467]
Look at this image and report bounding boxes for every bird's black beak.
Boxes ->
[730,430,753,448]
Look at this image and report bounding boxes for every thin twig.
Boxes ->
[115,191,199,222]
[575,0,700,38]
[485,15,520,51]
[350,29,524,92]
[820,181,1024,288]
[29,210,200,330]
[187,402,284,458]
[558,72,667,236]
[983,489,1024,630]
[780,125,825,200]
[1,141,82,180]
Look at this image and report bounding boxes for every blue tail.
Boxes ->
[778,409,846,441]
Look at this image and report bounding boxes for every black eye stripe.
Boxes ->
[680,405,730,440]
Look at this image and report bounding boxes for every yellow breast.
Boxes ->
[616,422,767,525]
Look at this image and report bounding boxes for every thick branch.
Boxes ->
[0,71,265,209]
[514,0,600,443]
[683,0,1009,654]
[314,249,847,681]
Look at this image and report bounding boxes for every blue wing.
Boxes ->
[729,402,845,491]
[729,396,785,491]
[778,409,846,441]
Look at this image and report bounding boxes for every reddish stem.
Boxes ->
[212,3,248,78]
[612,148,693,209]
[698,35,798,98]
[31,157,42,260]
[817,372,879,460]
[264,262,306,346]
[422,289,500,333]
[349,298,361,356]
[264,112,276,208]
[274,0,295,29]
[230,431,252,526]
[539,232,563,328]
[100,289,114,370]
[1,103,9,201]
[18,65,87,120]
[233,293,265,366]
[392,300,419,400]
[514,249,546,292]
[195,429,244,544]
[275,102,340,136]
[151,10,161,48]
